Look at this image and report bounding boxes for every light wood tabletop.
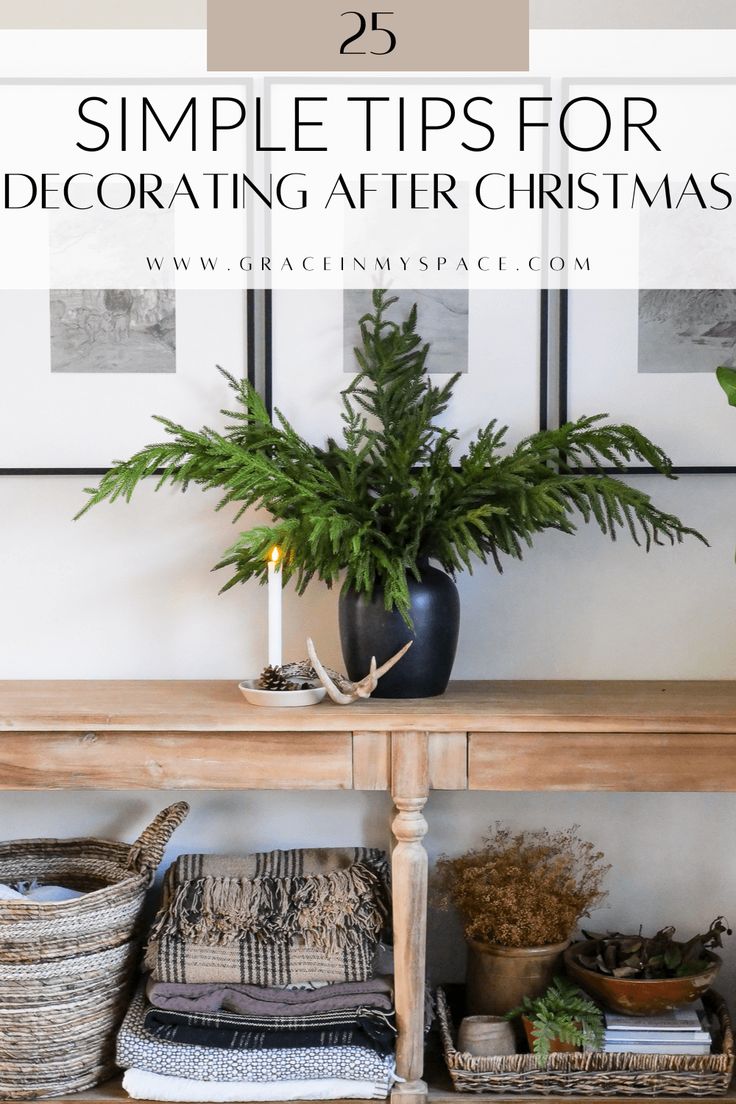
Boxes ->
[2,679,735,732]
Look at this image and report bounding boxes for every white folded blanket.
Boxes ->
[122,1069,390,1101]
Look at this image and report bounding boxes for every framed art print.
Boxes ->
[262,74,552,457]
[0,288,253,473]
[268,288,548,458]
[560,76,736,473]
[561,289,736,473]
[0,77,255,474]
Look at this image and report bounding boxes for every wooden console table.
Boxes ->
[1,679,736,1104]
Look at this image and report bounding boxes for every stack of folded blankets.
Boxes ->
[117,848,397,1101]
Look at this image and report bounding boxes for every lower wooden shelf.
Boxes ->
[428,1094,736,1104]
[426,1059,736,1103]
[2,1075,734,1104]
[428,1077,736,1103]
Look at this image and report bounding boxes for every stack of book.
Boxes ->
[603,1004,712,1055]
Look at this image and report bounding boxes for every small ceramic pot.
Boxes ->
[466,937,570,1016]
[458,1015,516,1057]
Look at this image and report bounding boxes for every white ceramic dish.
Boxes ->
[238,679,326,707]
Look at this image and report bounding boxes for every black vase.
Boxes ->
[338,563,460,699]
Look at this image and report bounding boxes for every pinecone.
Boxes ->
[257,665,294,692]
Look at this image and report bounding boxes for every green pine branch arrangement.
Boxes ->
[76,289,707,626]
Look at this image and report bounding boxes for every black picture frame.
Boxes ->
[259,74,553,444]
[560,289,736,475]
[0,290,258,477]
[0,76,256,476]
[559,75,736,476]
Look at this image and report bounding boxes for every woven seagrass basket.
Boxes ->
[437,987,735,1096]
[0,802,189,1101]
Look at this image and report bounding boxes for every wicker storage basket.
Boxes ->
[0,802,189,1101]
[437,987,735,1096]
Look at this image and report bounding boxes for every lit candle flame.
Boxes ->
[269,546,282,564]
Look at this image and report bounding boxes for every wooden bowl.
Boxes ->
[564,940,721,1015]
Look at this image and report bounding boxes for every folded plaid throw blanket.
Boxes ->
[117,986,396,1086]
[142,1005,396,1055]
[145,849,390,986]
[146,977,394,1017]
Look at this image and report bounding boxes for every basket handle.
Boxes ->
[126,801,190,877]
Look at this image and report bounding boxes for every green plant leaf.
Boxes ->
[717,366,736,407]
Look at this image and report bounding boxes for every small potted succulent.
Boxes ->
[435,825,609,1015]
[507,977,604,1062]
[565,917,731,1015]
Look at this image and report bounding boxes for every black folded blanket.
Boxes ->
[142,1004,397,1056]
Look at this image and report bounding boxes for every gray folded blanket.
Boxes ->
[146,977,394,1017]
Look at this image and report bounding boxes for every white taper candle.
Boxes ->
[267,546,283,668]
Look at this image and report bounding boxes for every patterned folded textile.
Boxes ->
[122,1069,391,1101]
[145,849,390,986]
[117,986,396,1086]
[147,940,377,986]
[146,976,394,1016]
[142,1004,397,1055]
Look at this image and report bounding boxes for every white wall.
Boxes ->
[2,471,736,995]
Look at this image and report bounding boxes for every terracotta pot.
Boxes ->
[465,937,570,1016]
[522,1015,580,1055]
[564,941,722,1015]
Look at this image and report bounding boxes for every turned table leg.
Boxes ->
[390,730,429,1104]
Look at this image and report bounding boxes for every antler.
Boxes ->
[306,637,413,705]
